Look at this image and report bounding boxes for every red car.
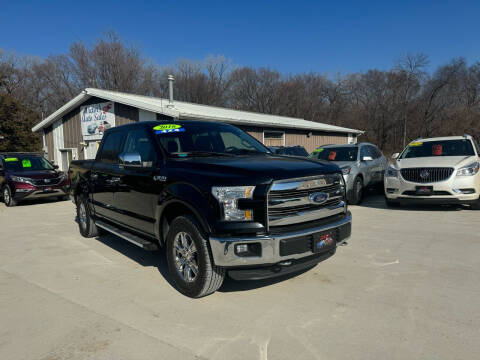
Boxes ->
[0,153,69,207]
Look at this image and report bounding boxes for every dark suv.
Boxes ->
[0,153,69,207]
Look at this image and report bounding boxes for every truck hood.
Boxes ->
[395,156,477,169]
[167,154,341,184]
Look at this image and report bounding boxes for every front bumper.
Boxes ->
[209,212,351,268]
[384,173,480,204]
[13,186,68,201]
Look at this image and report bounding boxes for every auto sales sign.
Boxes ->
[80,102,115,138]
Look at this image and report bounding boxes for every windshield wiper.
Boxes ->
[170,151,234,157]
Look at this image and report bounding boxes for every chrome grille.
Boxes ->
[400,167,454,183]
[30,177,62,186]
[267,174,345,228]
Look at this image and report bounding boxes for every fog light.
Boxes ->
[452,188,462,194]
[386,188,399,194]
[15,188,31,193]
[234,243,262,257]
[236,244,248,253]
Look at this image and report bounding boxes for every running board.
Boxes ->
[95,220,159,251]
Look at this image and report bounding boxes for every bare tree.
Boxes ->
[394,53,429,146]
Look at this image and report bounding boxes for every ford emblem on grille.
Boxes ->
[419,170,430,179]
[309,192,329,204]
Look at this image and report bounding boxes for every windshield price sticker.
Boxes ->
[313,147,324,153]
[409,142,423,147]
[5,157,18,162]
[153,124,185,134]
[22,159,32,168]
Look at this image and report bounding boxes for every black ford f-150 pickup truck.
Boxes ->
[69,120,352,297]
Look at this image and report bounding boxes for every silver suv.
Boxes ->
[309,143,388,204]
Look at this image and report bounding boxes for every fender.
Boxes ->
[157,182,217,236]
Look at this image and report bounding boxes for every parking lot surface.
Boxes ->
[1,196,479,360]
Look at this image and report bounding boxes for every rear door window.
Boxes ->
[368,145,382,159]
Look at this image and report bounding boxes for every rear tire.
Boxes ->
[2,185,17,207]
[349,177,363,205]
[166,215,225,298]
[77,195,100,238]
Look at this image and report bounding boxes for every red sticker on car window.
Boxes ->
[432,144,442,156]
[328,151,337,160]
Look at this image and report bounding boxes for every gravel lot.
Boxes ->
[0,195,479,360]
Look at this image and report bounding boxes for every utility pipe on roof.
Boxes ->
[167,75,174,107]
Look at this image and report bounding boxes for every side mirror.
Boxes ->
[362,156,373,162]
[53,165,59,169]
[391,153,399,159]
[119,152,142,167]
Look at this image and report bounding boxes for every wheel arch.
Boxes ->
[159,200,211,246]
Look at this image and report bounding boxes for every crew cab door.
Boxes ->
[112,127,160,236]
[90,130,127,221]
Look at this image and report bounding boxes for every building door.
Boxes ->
[60,150,72,172]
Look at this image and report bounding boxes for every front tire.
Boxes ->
[2,185,17,207]
[166,215,225,298]
[77,195,100,237]
[349,177,363,205]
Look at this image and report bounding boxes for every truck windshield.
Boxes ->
[310,147,358,162]
[400,139,475,159]
[154,122,269,156]
[4,156,55,171]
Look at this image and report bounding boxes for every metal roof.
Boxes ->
[32,88,363,135]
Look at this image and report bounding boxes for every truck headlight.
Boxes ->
[11,176,34,184]
[212,186,255,221]
[385,166,399,178]
[456,162,480,176]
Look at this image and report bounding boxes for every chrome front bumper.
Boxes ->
[209,213,351,267]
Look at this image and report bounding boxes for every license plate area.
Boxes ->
[313,231,336,253]
[415,186,433,195]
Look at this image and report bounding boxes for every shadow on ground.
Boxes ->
[355,194,467,212]
[3,197,70,207]
[92,231,320,294]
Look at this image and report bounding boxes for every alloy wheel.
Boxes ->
[4,188,10,205]
[173,231,199,283]
[78,202,87,230]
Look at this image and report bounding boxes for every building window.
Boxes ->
[263,130,285,147]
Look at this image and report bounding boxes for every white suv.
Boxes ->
[384,135,480,209]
